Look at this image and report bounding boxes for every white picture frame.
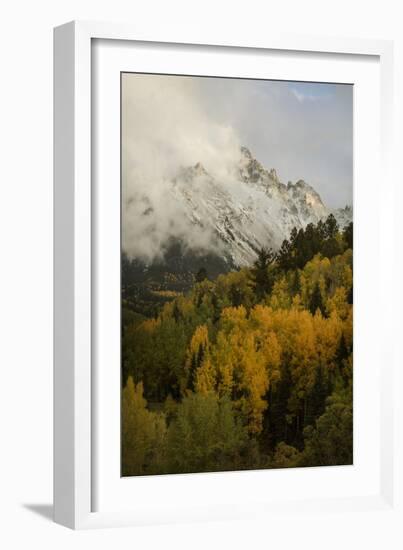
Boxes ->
[54,20,399,530]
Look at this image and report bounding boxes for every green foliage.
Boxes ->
[121,218,353,474]
[250,247,276,299]
[309,282,325,315]
[300,386,353,466]
[271,442,301,468]
[196,267,208,282]
[277,214,350,271]
[324,213,339,239]
[122,377,167,476]
[343,221,353,250]
[165,392,250,474]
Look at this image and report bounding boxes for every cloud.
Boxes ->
[122,74,353,261]
[291,89,320,103]
[195,78,353,208]
[122,74,242,261]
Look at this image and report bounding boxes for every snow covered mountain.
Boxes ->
[163,146,352,267]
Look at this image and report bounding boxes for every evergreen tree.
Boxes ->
[250,247,275,298]
[121,214,353,474]
[303,223,320,260]
[289,227,298,246]
[229,283,243,307]
[189,352,198,390]
[307,367,330,426]
[196,267,208,282]
[172,301,181,323]
[277,238,292,270]
[322,236,341,259]
[335,333,349,367]
[347,285,353,304]
[324,214,339,239]
[290,270,301,295]
[197,343,205,370]
[316,219,326,241]
[294,228,307,268]
[343,221,353,250]
[301,387,353,467]
[309,282,325,315]
[211,292,221,323]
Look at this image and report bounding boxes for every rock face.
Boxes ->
[165,147,352,267]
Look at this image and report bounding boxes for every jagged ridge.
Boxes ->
[167,147,352,266]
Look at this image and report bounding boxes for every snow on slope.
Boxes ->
[167,147,352,266]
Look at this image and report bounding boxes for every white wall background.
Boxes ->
[0,0,401,548]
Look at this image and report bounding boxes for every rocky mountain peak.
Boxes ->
[269,168,279,182]
[144,146,352,267]
[240,145,253,159]
[193,162,207,176]
[174,162,210,184]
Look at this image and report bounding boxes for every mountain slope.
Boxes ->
[166,147,352,266]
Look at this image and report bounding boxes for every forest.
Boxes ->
[121,215,353,476]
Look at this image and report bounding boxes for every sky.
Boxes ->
[185,76,353,208]
[122,73,353,260]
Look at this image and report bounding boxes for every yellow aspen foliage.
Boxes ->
[313,311,342,372]
[121,215,354,474]
[212,305,285,434]
[268,277,292,310]
[249,304,274,331]
[291,294,304,310]
[179,296,197,319]
[141,317,160,333]
[328,250,353,290]
[194,354,216,394]
[262,308,301,354]
[342,264,353,290]
[211,331,235,396]
[250,307,343,417]
[160,294,198,323]
[235,332,269,434]
[344,307,353,349]
[325,286,350,320]
[122,377,166,476]
[288,311,317,399]
[220,305,248,330]
[215,269,254,309]
[248,306,282,381]
[261,331,282,383]
[300,255,331,305]
[185,324,214,392]
[188,324,209,355]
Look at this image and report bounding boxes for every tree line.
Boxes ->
[122,215,353,475]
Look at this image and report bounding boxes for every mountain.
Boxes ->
[122,147,352,315]
[167,146,352,267]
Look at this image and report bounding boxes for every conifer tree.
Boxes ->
[335,333,350,369]
[309,282,325,315]
[196,267,208,282]
[172,301,181,323]
[343,221,353,250]
[250,247,275,298]
[277,238,292,270]
[324,214,339,239]
[307,366,330,425]
[290,269,301,295]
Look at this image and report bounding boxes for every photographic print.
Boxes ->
[121,73,353,476]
